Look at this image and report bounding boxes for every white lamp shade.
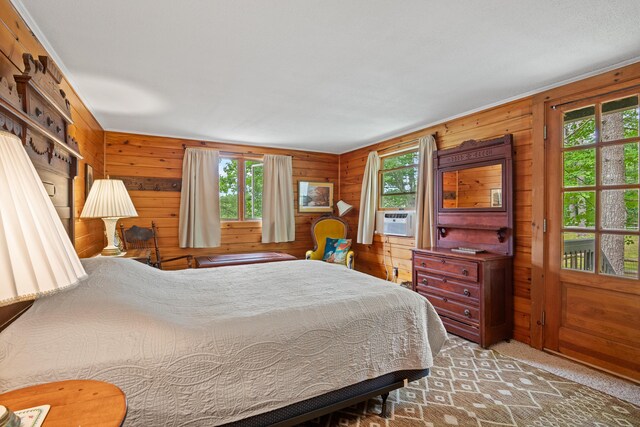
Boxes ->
[0,132,87,306]
[336,200,353,217]
[80,179,138,218]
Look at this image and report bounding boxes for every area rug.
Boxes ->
[302,336,640,426]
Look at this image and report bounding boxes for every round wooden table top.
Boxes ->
[0,380,126,426]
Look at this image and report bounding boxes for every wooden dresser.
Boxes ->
[412,248,512,348]
[414,135,514,348]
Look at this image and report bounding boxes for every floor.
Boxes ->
[492,339,640,406]
[303,335,640,426]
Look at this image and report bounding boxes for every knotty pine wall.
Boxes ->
[105,131,339,269]
[340,98,533,344]
[0,0,106,257]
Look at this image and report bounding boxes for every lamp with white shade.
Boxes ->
[336,200,353,217]
[81,179,138,256]
[0,131,87,307]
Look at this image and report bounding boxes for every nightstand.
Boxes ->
[0,380,126,426]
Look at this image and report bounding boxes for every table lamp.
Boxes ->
[0,132,87,307]
[80,178,137,256]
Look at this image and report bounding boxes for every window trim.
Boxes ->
[219,154,263,222]
[378,148,419,211]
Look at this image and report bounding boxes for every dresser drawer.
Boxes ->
[420,291,480,325]
[415,272,480,305]
[414,253,478,282]
[440,315,480,343]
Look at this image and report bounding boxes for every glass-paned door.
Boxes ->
[545,89,640,381]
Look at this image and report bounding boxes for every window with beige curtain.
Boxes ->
[179,148,221,248]
[415,135,437,248]
[261,154,295,243]
[357,151,379,244]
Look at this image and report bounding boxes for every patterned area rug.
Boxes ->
[302,336,640,426]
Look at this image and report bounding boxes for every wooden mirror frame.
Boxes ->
[433,134,514,255]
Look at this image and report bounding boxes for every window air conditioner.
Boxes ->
[377,211,415,237]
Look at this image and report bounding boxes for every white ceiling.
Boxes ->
[14,0,640,153]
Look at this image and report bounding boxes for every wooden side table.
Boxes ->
[0,380,126,426]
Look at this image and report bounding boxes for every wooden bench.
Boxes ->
[195,252,297,268]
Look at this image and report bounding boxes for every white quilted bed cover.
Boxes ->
[0,258,446,426]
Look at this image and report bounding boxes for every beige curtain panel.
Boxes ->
[179,148,221,248]
[415,134,437,248]
[357,151,379,244]
[262,154,295,243]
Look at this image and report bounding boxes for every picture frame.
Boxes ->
[85,163,94,199]
[298,181,334,213]
[490,188,502,208]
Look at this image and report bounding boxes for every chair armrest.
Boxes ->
[346,251,355,269]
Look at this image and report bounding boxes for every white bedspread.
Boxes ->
[0,258,446,426]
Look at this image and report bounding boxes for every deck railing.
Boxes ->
[563,238,637,276]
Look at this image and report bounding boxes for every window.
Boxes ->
[219,157,263,221]
[379,150,419,210]
[559,94,639,278]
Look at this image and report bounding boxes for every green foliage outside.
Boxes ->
[380,151,418,209]
[562,104,639,229]
[219,158,263,220]
[245,160,263,219]
[562,99,639,276]
[219,158,238,220]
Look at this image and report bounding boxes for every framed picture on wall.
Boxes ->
[298,181,334,213]
[85,163,94,199]
[490,188,502,208]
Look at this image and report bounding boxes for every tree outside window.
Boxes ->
[219,157,263,221]
[379,150,419,210]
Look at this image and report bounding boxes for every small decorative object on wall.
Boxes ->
[490,188,502,208]
[298,181,333,213]
[85,163,94,198]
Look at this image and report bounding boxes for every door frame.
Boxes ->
[529,62,640,350]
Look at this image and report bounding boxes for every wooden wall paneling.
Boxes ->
[529,98,546,349]
[0,0,105,257]
[340,98,533,343]
[106,132,340,269]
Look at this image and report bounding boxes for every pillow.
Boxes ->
[322,237,352,264]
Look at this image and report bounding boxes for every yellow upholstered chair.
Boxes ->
[305,216,355,269]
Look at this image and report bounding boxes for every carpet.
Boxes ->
[302,336,640,426]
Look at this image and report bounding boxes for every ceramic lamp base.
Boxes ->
[101,217,122,257]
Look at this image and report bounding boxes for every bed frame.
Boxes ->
[230,368,430,426]
[0,52,431,424]
[0,52,81,332]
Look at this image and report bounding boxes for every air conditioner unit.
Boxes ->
[377,211,415,237]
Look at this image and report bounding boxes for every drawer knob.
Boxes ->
[442,278,447,283]
[421,262,426,267]
[462,269,468,276]
[464,309,471,317]
[46,117,53,126]
[422,278,427,285]
[35,107,42,117]
[442,297,448,302]
[463,289,471,296]
[441,259,446,264]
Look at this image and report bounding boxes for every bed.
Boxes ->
[0,257,446,426]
